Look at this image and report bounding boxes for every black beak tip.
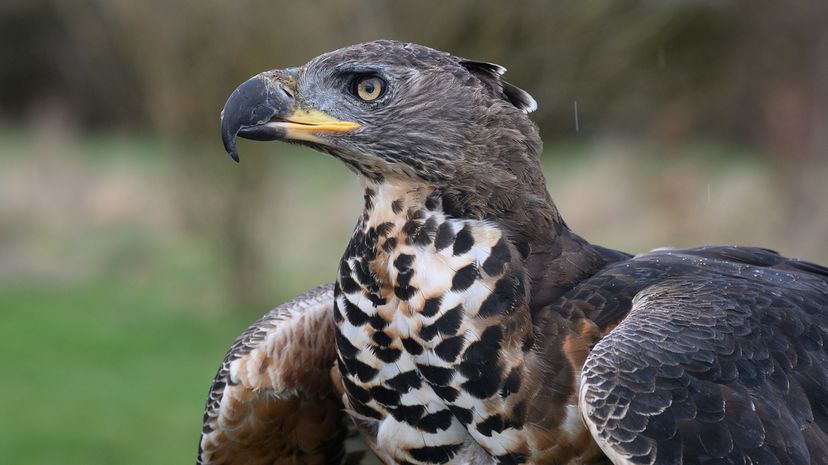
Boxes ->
[220,74,292,164]
[221,119,241,162]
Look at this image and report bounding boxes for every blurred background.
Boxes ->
[1,1,826,463]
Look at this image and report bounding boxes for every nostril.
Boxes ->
[281,86,294,99]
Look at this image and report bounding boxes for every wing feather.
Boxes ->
[197,284,371,465]
[580,266,828,465]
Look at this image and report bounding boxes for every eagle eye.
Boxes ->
[352,75,386,102]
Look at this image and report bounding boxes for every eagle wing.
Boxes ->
[197,283,372,465]
[579,254,828,465]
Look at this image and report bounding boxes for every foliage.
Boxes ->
[0,0,825,149]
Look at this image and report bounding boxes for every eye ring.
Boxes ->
[352,75,386,101]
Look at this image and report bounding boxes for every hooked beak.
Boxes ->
[220,71,360,162]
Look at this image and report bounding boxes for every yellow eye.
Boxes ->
[355,76,385,101]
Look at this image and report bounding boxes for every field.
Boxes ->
[1,126,826,465]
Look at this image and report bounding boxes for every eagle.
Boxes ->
[199,40,828,465]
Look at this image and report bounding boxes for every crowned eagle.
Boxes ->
[198,40,828,465]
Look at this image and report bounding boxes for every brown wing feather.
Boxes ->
[197,283,370,465]
[579,254,828,465]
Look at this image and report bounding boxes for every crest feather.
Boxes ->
[459,59,537,114]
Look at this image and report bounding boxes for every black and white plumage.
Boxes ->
[200,40,828,465]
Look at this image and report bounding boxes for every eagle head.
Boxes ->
[220,40,541,187]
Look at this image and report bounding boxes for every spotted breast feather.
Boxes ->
[334,182,542,465]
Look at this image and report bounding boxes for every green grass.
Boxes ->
[0,279,252,465]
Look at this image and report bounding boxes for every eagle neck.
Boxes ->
[356,178,618,311]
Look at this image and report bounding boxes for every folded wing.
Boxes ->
[580,264,828,465]
[197,284,368,465]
